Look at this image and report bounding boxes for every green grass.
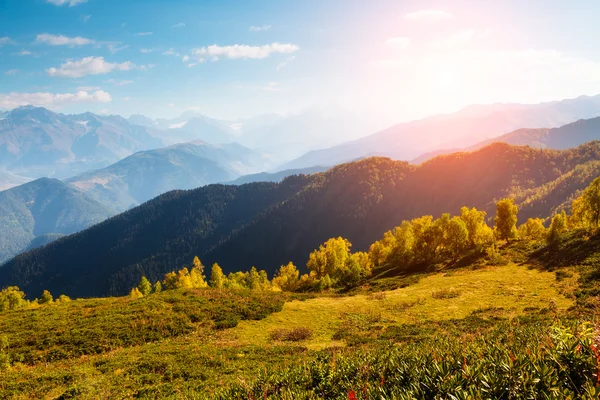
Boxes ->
[0,289,284,365]
[0,235,598,399]
[231,263,577,349]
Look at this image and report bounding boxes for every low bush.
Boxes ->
[270,327,313,342]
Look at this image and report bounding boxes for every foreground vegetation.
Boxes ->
[0,174,599,398]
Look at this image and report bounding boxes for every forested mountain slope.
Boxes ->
[2,142,599,297]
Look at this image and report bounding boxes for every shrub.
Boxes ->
[270,327,313,342]
[431,288,460,299]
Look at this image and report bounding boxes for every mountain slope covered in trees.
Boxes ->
[1,142,599,297]
[0,178,113,264]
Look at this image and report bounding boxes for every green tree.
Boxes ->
[163,271,178,290]
[39,290,53,304]
[138,276,152,296]
[190,256,208,288]
[306,237,352,279]
[443,217,469,260]
[56,294,71,303]
[572,177,600,231]
[460,206,491,247]
[129,287,143,299]
[210,263,225,289]
[495,198,519,241]
[518,218,547,240]
[0,287,28,312]
[273,262,301,292]
[153,281,162,293]
[340,252,373,288]
[547,210,568,245]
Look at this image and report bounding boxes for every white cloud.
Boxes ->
[0,90,111,110]
[82,15,91,23]
[404,9,453,21]
[107,43,128,54]
[46,0,87,6]
[191,42,298,61]
[385,37,411,49]
[262,81,281,92]
[140,48,157,53]
[136,32,153,36]
[182,55,190,62]
[163,48,180,56]
[276,55,296,71]
[77,85,100,91]
[36,33,95,46]
[5,69,18,75]
[432,30,475,48]
[172,23,185,28]
[14,49,36,56]
[0,37,15,46]
[106,79,133,86]
[249,25,272,32]
[47,56,135,78]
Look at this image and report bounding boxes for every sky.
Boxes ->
[1,0,600,124]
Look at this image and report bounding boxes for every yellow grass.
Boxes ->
[232,263,577,349]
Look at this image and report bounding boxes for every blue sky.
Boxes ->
[1,0,600,123]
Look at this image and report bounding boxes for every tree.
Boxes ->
[129,287,143,299]
[210,263,225,289]
[0,287,28,311]
[190,256,208,288]
[176,267,193,288]
[547,210,568,245]
[273,262,300,292]
[56,294,71,303]
[39,290,53,304]
[518,218,547,240]
[153,281,162,293]
[163,271,178,290]
[495,198,519,241]
[340,252,373,288]
[306,237,351,279]
[443,217,469,260]
[137,276,152,296]
[572,177,600,231]
[460,207,491,247]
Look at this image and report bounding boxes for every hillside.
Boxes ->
[413,115,600,164]
[1,142,599,297]
[1,230,598,398]
[0,178,113,264]
[225,165,328,185]
[67,141,269,212]
[281,94,600,170]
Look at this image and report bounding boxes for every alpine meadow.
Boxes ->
[2,1,600,399]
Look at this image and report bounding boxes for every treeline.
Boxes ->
[0,287,70,312]
[5,176,600,304]
[130,177,600,297]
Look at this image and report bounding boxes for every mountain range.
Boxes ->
[2,141,599,298]
[66,141,270,212]
[413,115,600,164]
[280,94,600,170]
[0,106,165,180]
